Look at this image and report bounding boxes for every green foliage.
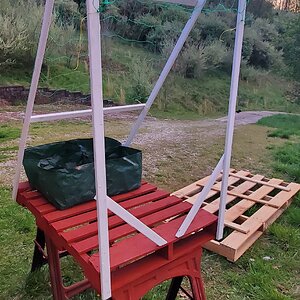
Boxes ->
[247,0,274,19]
[54,0,81,28]
[280,14,300,79]
[0,0,79,69]
[0,0,43,67]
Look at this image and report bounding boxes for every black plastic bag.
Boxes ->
[23,138,142,210]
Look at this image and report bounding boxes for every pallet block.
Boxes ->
[172,169,300,262]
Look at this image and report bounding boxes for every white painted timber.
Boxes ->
[217,0,247,240]
[86,0,112,298]
[12,0,55,200]
[30,104,146,123]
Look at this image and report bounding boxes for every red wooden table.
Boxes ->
[17,181,217,300]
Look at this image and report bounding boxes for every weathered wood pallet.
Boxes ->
[172,169,300,262]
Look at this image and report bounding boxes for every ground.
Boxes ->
[0,106,283,188]
[0,105,299,300]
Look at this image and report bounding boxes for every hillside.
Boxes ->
[0,0,300,117]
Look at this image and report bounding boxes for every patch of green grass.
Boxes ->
[257,114,300,181]
[0,125,20,143]
[267,129,293,139]
[257,114,300,130]
[258,114,300,139]
[272,142,300,182]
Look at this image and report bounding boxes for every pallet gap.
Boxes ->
[226,197,242,209]
[268,188,281,197]
[243,203,264,217]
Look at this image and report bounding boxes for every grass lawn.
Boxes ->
[0,113,299,299]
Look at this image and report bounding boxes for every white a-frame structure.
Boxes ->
[13,0,247,298]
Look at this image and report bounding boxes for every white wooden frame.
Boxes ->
[13,0,247,298]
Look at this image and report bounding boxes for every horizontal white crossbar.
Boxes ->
[30,104,146,123]
[155,0,197,6]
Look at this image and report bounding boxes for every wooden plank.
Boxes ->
[22,190,42,200]
[180,170,250,204]
[120,190,170,210]
[266,182,300,208]
[204,185,280,208]
[108,196,182,229]
[171,171,237,199]
[44,201,97,223]
[112,183,157,203]
[224,220,249,234]
[203,240,235,261]
[52,210,97,232]
[89,209,217,271]
[227,172,291,191]
[172,172,299,261]
[60,192,172,243]
[171,174,212,198]
[71,202,192,254]
[30,202,56,215]
[229,231,263,262]
[202,174,265,214]
[221,182,296,253]
[223,179,282,223]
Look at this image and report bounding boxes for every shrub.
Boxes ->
[128,57,154,103]
[240,65,269,84]
[54,0,81,29]
[202,40,228,70]
[177,44,207,78]
[0,0,43,67]
[0,0,79,69]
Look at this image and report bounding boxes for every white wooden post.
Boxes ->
[216,0,247,240]
[86,0,112,298]
[125,0,207,146]
[12,0,55,200]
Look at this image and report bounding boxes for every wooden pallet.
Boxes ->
[172,169,300,262]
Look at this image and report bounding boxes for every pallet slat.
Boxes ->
[227,172,290,191]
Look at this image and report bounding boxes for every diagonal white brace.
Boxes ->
[124,0,207,147]
[12,0,55,200]
[176,155,224,237]
[107,197,167,246]
[216,0,247,241]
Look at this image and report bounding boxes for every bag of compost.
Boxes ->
[23,138,142,210]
